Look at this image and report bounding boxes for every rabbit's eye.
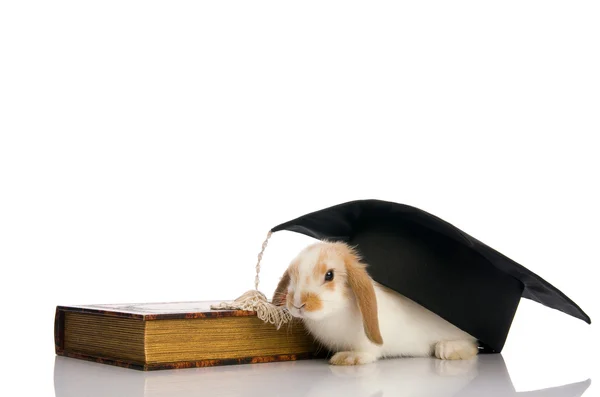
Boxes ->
[324,270,334,282]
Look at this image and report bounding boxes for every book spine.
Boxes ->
[54,307,65,354]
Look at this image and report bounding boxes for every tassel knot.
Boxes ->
[210,231,291,329]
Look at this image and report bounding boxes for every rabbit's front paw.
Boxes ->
[434,340,478,360]
[329,351,377,365]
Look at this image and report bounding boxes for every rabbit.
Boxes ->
[272,241,479,366]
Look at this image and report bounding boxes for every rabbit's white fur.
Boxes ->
[273,241,478,365]
[305,282,478,365]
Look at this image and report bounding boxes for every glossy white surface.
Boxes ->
[54,354,590,397]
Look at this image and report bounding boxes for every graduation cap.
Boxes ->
[270,199,591,353]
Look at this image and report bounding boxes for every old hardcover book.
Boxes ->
[54,301,322,371]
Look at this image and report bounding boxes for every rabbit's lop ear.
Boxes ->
[344,251,383,345]
[272,269,290,306]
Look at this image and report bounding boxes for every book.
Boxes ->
[54,301,322,371]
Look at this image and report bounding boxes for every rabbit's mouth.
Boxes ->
[289,304,305,318]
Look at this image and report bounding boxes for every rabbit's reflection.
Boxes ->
[54,355,590,397]
[305,357,478,397]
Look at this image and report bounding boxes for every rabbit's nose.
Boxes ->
[292,293,304,309]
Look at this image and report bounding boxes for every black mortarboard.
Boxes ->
[270,199,591,353]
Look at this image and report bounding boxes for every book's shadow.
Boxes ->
[54,354,590,397]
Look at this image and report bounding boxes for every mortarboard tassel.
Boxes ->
[210,231,292,330]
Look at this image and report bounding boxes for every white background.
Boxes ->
[1,1,598,396]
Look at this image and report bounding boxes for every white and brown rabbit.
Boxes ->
[272,241,479,366]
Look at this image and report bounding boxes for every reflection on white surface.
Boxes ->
[54,354,590,397]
